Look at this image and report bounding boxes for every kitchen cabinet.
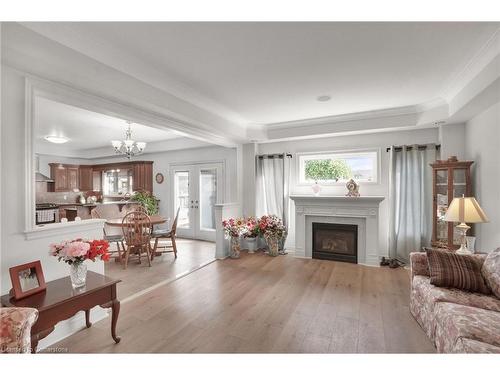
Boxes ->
[132,162,153,193]
[50,164,79,192]
[79,166,93,191]
[49,161,153,194]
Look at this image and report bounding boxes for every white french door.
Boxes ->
[171,163,223,241]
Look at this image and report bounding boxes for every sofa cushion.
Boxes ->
[452,338,500,354]
[434,302,500,353]
[426,249,491,294]
[482,248,500,299]
[410,275,500,340]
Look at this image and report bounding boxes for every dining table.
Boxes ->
[105,214,168,227]
[105,215,170,261]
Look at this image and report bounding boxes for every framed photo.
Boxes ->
[155,173,164,184]
[9,261,46,300]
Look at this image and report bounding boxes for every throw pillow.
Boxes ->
[482,248,500,299]
[426,249,491,294]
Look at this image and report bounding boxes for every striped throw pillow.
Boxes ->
[426,249,491,295]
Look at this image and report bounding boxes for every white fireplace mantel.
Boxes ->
[290,195,385,266]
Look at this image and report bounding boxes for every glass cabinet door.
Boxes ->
[435,169,449,243]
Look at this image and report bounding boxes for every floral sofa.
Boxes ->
[409,251,500,353]
[0,307,38,353]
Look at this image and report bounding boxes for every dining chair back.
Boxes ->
[121,210,153,269]
[151,207,181,260]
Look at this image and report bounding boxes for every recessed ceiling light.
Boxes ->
[44,135,69,144]
[317,95,331,102]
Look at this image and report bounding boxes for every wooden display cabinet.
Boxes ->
[430,156,473,249]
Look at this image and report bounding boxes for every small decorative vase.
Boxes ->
[311,181,321,196]
[69,262,87,288]
[265,235,279,257]
[245,237,257,253]
[230,236,241,259]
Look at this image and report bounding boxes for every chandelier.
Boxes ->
[111,121,147,159]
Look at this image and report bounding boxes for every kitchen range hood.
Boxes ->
[35,155,54,183]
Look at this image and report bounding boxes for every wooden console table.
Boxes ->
[1,271,121,352]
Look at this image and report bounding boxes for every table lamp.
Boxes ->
[443,196,488,254]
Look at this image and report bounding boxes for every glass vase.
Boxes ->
[265,235,279,257]
[70,262,87,288]
[230,236,241,259]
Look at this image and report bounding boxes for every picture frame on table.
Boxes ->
[9,260,46,300]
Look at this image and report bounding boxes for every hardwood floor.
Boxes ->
[51,252,435,353]
[105,238,215,300]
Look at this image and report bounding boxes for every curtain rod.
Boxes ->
[386,144,441,153]
[257,153,293,159]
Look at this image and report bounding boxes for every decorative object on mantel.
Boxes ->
[222,218,246,258]
[111,121,147,159]
[50,239,110,288]
[9,261,46,300]
[443,196,488,255]
[311,181,321,196]
[259,215,287,257]
[243,217,259,253]
[155,172,164,184]
[345,179,360,197]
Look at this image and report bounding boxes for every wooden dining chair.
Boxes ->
[151,207,180,260]
[91,208,126,264]
[121,210,153,269]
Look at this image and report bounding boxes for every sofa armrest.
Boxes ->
[409,252,430,280]
[0,307,38,353]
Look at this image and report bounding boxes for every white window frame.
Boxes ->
[296,148,380,186]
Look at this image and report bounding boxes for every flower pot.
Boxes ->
[230,236,241,259]
[258,234,268,251]
[279,232,288,253]
[245,237,257,253]
[265,235,279,257]
[69,262,87,288]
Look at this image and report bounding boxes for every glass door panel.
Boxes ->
[435,169,449,244]
[453,169,466,198]
[199,169,217,231]
[174,171,191,229]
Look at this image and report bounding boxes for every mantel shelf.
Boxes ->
[290,195,385,203]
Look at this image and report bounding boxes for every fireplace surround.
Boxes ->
[290,195,384,266]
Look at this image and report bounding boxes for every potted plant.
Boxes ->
[50,239,110,288]
[131,190,159,215]
[222,217,247,258]
[259,215,286,257]
[243,217,259,253]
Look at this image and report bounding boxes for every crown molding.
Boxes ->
[265,104,420,131]
[441,26,500,102]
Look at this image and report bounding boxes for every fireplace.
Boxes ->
[312,222,358,263]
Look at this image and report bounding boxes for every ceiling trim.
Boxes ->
[441,26,500,102]
[265,104,421,130]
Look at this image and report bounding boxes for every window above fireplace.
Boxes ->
[297,149,379,185]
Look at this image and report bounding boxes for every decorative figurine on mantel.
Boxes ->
[345,179,360,197]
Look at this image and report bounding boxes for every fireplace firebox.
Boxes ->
[312,222,358,263]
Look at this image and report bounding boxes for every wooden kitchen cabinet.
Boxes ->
[50,164,81,192]
[79,166,93,191]
[132,162,153,193]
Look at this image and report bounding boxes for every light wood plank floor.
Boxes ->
[51,252,435,353]
[105,238,215,300]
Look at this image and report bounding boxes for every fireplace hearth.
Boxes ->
[312,222,357,263]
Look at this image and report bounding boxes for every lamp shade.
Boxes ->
[443,196,489,223]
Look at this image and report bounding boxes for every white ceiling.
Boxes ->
[34,97,208,156]
[23,22,500,126]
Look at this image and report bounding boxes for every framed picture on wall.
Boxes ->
[9,260,46,300]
